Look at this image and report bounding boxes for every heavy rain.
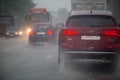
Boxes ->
[0,0,120,80]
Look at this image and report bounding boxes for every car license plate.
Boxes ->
[37,32,46,35]
[10,34,14,36]
[81,36,101,40]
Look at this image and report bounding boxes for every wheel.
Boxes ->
[58,47,67,70]
[103,57,117,73]
[108,58,117,73]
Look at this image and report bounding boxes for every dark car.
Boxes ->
[28,23,55,44]
[58,11,120,71]
[5,27,23,38]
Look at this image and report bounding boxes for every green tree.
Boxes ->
[0,0,35,15]
[0,0,35,25]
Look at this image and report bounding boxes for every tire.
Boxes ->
[108,58,117,73]
[103,58,117,73]
[58,47,66,69]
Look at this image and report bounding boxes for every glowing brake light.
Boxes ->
[62,29,78,36]
[48,30,54,35]
[104,30,120,37]
[29,31,35,35]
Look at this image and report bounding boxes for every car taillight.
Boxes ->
[29,31,35,35]
[48,30,54,35]
[104,30,120,37]
[62,29,78,36]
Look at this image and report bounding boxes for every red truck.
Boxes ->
[25,8,52,27]
[25,8,55,44]
[25,8,52,33]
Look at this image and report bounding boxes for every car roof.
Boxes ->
[32,23,53,29]
[33,23,52,25]
[69,10,112,17]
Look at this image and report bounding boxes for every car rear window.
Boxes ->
[67,15,116,27]
[33,24,52,30]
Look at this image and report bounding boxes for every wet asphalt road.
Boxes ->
[0,37,120,80]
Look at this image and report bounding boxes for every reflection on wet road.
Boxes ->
[0,37,120,80]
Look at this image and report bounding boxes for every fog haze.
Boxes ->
[32,0,71,11]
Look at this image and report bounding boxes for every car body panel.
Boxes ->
[58,11,120,65]
[29,23,55,43]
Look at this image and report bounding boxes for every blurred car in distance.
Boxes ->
[28,23,55,44]
[5,27,23,38]
[55,23,64,30]
[58,10,120,72]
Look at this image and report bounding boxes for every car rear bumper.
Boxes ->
[29,36,49,42]
[65,51,116,54]
[63,51,117,63]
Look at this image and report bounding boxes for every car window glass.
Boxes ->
[33,24,52,30]
[67,15,116,27]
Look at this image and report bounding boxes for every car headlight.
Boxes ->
[19,31,23,35]
[15,32,18,35]
[27,28,32,33]
[6,32,9,35]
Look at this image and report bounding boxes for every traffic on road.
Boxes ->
[0,0,120,80]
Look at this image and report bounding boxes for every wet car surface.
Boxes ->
[0,0,120,80]
[28,23,55,44]
[58,11,120,73]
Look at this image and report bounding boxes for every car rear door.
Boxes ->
[59,15,120,51]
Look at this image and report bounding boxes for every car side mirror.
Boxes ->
[56,23,64,30]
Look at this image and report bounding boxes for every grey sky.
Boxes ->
[32,0,71,11]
